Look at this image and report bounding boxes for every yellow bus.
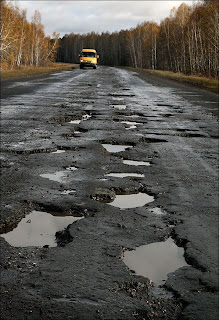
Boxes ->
[79,49,99,69]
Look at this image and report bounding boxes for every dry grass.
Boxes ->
[140,69,218,93]
[1,62,78,80]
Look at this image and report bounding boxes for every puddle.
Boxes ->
[102,144,133,153]
[105,173,144,178]
[1,210,83,247]
[82,114,92,120]
[123,160,150,166]
[125,115,140,118]
[40,167,77,182]
[40,171,67,182]
[111,105,126,110]
[60,189,76,195]
[52,150,66,154]
[69,120,81,124]
[112,97,124,101]
[69,114,91,124]
[123,237,188,284]
[149,207,166,215]
[121,121,141,126]
[66,166,77,171]
[109,192,154,209]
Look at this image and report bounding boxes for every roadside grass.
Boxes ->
[138,68,218,93]
[1,62,78,80]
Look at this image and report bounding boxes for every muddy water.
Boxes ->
[123,237,188,284]
[109,192,154,209]
[102,144,133,153]
[1,210,83,247]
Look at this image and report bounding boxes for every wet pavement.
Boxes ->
[0,66,218,320]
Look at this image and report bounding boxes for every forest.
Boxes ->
[1,0,218,78]
[1,1,59,69]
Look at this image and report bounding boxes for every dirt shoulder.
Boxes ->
[121,67,219,94]
[1,63,78,81]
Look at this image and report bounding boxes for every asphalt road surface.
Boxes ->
[1,66,218,320]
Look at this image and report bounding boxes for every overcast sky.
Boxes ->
[18,1,197,37]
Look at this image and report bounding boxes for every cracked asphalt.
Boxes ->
[0,66,218,320]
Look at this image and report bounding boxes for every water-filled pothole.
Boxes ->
[109,192,154,209]
[40,171,67,182]
[111,105,126,110]
[123,237,188,284]
[60,189,76,195]
[105,173,144,178]
[1,210,83,247]
[52,150,66,154]
[40,167,77,182]
[123,160,150,166]
[149,207,166,215]
[102,144,133,153]
[69,120,81,124]
[68,114,91,124]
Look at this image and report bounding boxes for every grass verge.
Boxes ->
[1,63,78,80]
[138,69,218,94]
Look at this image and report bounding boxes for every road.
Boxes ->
[0,66,218,320]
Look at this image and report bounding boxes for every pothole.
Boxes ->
[105,173,144,178]
[40,167,77,182]
[69,120,81,124]
[0,210,83,247]
[102,144,133,153]
[68,114,91,125]
[123,237,188,285]
[111,105,127,110]
[123,160,150,166]
[52,150,66,154]
[60,189,76,195]
[109,192,154,209]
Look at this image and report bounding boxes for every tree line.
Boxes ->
[57,1,218,78]
[1,0,218,78]
[1,0,59,69]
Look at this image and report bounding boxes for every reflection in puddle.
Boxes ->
[123,237,188,284]
[149,207,166,215]
[109,192,154,209]
[105,173,144,178]
[102,144,133,153]
[60,189,76,195]
[123,160,150,166]
[1,210,83,247]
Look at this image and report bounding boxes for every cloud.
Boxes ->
[18,1,196,37]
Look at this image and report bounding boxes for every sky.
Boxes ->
[18,0,197,37]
